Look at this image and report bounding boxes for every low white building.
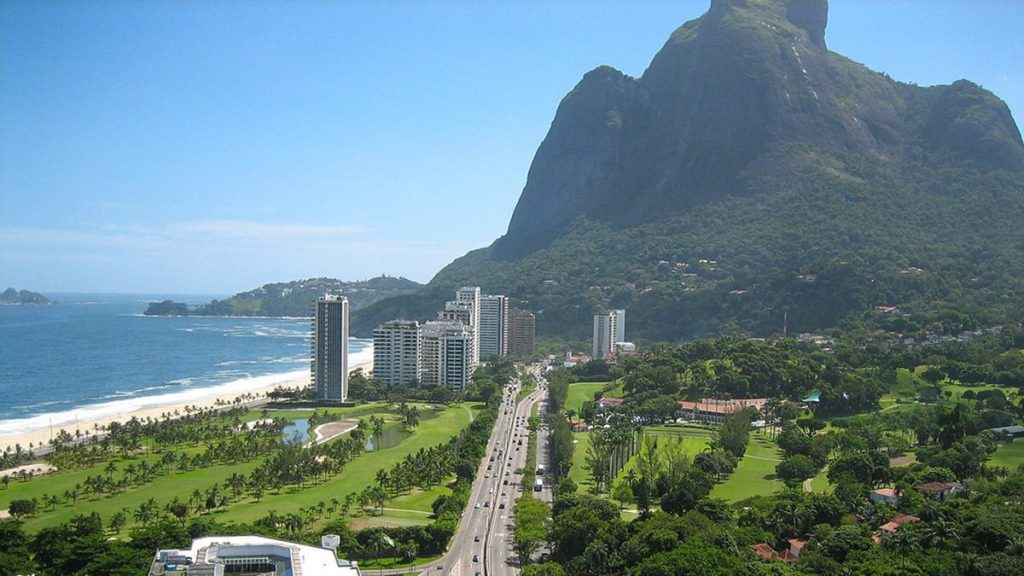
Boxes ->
[149,535,360,576]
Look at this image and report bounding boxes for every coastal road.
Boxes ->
[375,365,548,576]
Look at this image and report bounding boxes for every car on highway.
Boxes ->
[474,503,480,509]
[499,503,506,509]
[473,555,480,562]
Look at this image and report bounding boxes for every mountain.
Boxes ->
[353,0,1024,343]
[1,288,52,305]
[145,276,422,317]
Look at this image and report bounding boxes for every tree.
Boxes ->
[585,430,613,493]
[713,408,753,458]
[937,404,967,448]
[521,564,568,576]
[611,480,633,509]
[8,498,36,519]
[776,454,819,486]
[109,510,128,534]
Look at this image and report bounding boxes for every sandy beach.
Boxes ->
[0,357,373,455]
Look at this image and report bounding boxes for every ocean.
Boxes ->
[0,294,371,435]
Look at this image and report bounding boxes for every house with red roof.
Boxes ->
[675,397,767,423]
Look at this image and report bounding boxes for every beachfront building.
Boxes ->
[508,308,535,357]
[420,320,474,390]
[312,295,348,403]
[479,294,509,357]
[372,320,421,387]
[593,310,623,360]
[148,535,359,576]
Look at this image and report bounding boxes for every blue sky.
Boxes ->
[2,1,1022,295]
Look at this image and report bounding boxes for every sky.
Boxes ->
[2,1,1022,295]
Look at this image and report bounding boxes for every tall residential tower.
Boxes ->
[312,295,348,403]
[592,310,624,360]
[479,294,509,357]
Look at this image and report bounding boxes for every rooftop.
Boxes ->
[149,535,359,576]
[676,398,767,415]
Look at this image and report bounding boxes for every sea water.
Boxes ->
[0,294,371,435]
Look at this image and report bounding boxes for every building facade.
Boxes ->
[508,308,536,357]
[614,309,626,343]
[372,320,421,387]
[592,311,619,360]
[420,320,474,390]
[312,295,348,403]
[455,286,481,366]
[479,294,509,357]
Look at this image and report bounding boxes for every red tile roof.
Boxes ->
[750,543,775,561]
[676,398,768,415]
[879,514,920,533]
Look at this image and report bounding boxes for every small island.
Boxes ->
[144,300,191,316]
[1,287,53,305]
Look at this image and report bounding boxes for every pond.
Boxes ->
[282,418,310,446]
[365,425,406,451]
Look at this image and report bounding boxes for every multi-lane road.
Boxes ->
[377,365,549,576]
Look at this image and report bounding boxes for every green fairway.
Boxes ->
[569,431,593,490]
[989,440,1024,469]
[566,382,608,415]
[808,468,832,493]
[711,433,784,502]
[217,404,474,527]
[570,427,711,494]
[2,403,476,533]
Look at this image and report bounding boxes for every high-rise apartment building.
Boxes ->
[455,286,481,366]
[593,310,624,360]
[420,320,474,390]
[508,308,536,357]
[312,295,348,403]
[614,309,626,344]
[372,320,421,387]
[479,294,509,357]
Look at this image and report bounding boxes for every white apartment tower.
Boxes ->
[592,310,624,360]
[420,320,474,390]
[479,294,509,357]
[455,286,481,366]
[312,295,348,403]
[614,309,626,343]
[373,320,421,387]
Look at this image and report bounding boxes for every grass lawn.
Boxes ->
[989,441,1024,470]
[3,403,475,533]
[218,405,474,527]
[711,432,784,502]
[566,382,608,415]
[1,445,243,533]
[569,432,593,491]
[571,427,711,495]
[809,468,832,493]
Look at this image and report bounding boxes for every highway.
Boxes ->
[375,364,549,576]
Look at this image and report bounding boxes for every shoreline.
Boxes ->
[0,355,374,455]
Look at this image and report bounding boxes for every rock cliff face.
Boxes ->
[494,0,1023,258]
